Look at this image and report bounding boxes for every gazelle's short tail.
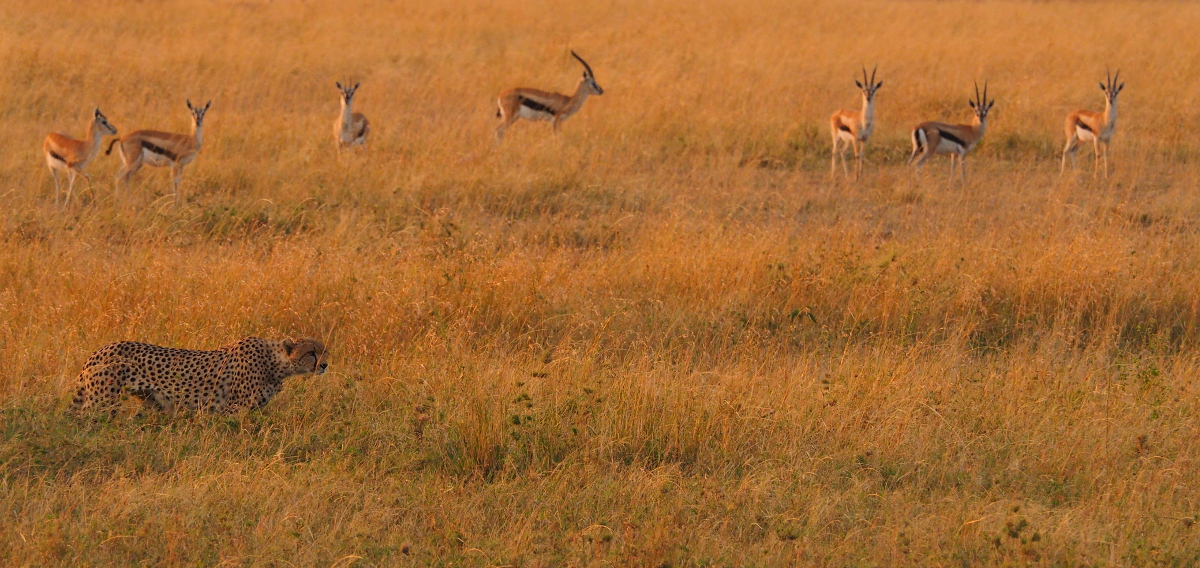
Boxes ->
[105,139,120,156]
[908,127,927,164]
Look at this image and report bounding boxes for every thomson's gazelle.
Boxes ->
[908,82,994,184]
[334,82,370,149]
[495,51,604,141]
[830,66,883,180]
[42,108,118,206]
[107,100,210,202]
[1061,69,1123,178]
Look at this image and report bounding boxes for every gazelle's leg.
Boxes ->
[118,161,143,184]
[1092,139,1101,179]
[66,170,77,207]
[495,112,518,142]
[947,154,956,185]
[51,167,61,207]
[171,164,184,203]
[1061,134,1077,174]
[1102,142,1109,179]
[913,150,932,184]
[73,170,92,205]
[853,140,863,180]
[959,151,967,183]
[830,134,839,179]
[114,147,142,196]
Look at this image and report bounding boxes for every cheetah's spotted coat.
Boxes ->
[70,337,327,415]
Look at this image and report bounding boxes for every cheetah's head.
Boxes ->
[283,338,328,375]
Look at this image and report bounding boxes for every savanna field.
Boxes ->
[3,0,1200,565]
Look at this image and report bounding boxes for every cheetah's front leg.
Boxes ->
[71,366,124,416]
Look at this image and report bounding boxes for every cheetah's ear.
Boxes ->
[283,339,296,357]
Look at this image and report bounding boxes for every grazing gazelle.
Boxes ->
[908,82,994,184]
[495,51,604,141]
[1061,69,1123,178]
[42,108,119,207]
[333,82,369,149]
[830,66,883,180]
[107,100,210,201]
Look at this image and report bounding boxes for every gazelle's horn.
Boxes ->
[571,51,595,77]
[1112,69,1120,91]
[983,80,988,105]
[974,81,981,106]
[870,65,877,86]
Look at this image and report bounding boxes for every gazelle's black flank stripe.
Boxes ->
[141,140,179,161]
[937,129,966,147]
[1075,120,1094,133]
[48,150,66,163]
[519,97,553,114]
[837,123,852,133]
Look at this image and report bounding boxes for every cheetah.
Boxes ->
[70,337,327,415]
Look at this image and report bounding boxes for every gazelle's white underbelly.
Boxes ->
[142,150,173,167]
[1075,128,1096,143]
[517,107,554,121]
[935,139,964,154]
[45,154,69,170]
[837,130,856,142]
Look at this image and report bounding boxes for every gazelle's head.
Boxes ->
[336,82,360,106]
[854,65,883,102]
[572,51,604,96]
[1100,68,1124,106]
[93,108,118,136]
[967,81,994,123]
[186,100,211,128]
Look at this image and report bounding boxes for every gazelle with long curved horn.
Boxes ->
[830,66,883,180]
[908,81,994,184]
[495,51,604,141]
[1061,69,1123,178]
[107,100,210,202]
[42,108,118,207]
[334,82,369,150]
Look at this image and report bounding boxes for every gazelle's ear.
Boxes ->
[94,108,102,117]
[875,81,883,90]
[1099,82,1107,92]
[336,81,343,90]
[204,100,211,111]
[283,339,296,356]
[354,82,360,90]
[968,99,976,108]
[855,80,863,89]
[987,100,995,111]
[187,99,194,110]
[1116,83,1125,94]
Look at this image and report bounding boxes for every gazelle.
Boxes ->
[1061,69,1123,178]
[908,82,994,184]
[830,66,882,180]
[107,100,209,202]
[334,82,370,149]
[495,51,604,141]
[42,108,118,206]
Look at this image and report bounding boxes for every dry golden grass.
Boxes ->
[3,0,1200,565]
